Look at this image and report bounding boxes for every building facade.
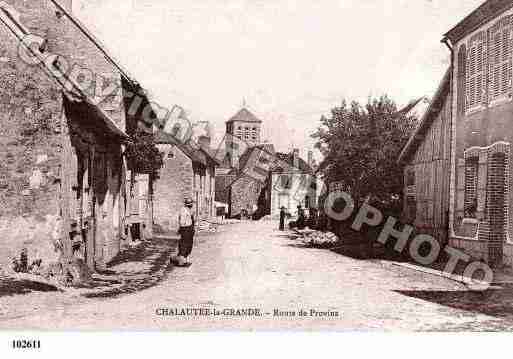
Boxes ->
[229,145,316,219]
[0,0,145,273]
[224,107,262,169]
[398,69,452,246]
[153,133,217,231]
[441,0,513,268]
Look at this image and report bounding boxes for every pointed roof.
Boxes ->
[398,68,451,164]
[226,108,262,124]
[397,97,429,117]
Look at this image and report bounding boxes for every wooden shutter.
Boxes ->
[501,20,512,94]
[467,31,486,111]
[456,159,466,215]
[457,44,467,115]
[488,16,512,101]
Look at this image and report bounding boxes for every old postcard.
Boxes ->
[2,0,513,345]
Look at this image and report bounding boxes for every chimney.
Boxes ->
[292,149,299,169]
[307,150,314,169]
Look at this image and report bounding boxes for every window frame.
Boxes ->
[466,31,486,113]
[488,16,513,104]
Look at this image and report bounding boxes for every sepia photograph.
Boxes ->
[1,0,513,350]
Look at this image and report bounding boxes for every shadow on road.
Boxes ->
[0,278,59,297]
[395,287,513,319]
[83,236,177,299]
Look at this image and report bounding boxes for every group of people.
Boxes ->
[279,205,319,231]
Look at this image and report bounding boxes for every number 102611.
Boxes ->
[12,339,41,349]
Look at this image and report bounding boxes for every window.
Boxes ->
[406,195,416,222]
[406,169,415,186]
[488,16,512,101]
[464,157,479,218]
[280,175,292,189]
[466,31,486,111]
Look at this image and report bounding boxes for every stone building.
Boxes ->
[215,106,263,206]
[224,107,262,169]
[0,0,143,273]
[214,106,317,218]
[153,131,218,231]
[229,144,316,219]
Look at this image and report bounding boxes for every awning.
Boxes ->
[63,93,129,141]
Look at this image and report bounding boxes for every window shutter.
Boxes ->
[488,16,512,101]
[456,159,465,215]
[502,25,512,94]
[477,151,488,216]
[457,45,467,115]
[477,41,484,104]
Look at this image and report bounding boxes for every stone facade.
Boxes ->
[153,144,216,231]
[215,170,235,205]
[0,0,131,272]
[224,107,262,169]
[230,174,265,218]
[228,145,316,219]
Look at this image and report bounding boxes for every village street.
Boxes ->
[2,220,513,331]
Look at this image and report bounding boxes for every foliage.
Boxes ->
[312,95,416,210]
[125,131,164,179]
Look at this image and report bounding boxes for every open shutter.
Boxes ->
[477,151,488,218]
[501,21,512,94]
[466,31,486,111]
[456,158,466,217]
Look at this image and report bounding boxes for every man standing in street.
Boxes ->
[279,206,286,231]
[177,197,195,266]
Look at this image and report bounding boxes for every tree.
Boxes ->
[312,95,415,212]
[125,130,164,180]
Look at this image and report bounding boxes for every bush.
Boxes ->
[125,131,164,178]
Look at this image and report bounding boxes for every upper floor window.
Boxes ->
[461,16,513,114]
[466,31,486,111]
[488,16,512,101]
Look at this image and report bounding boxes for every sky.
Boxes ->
[74,0,484,158]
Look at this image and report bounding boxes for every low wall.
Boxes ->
[0,214,62,273]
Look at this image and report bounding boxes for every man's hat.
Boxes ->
[184,197,194,205]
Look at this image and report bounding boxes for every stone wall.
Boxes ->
[0,0,127,272]
[230,175,264,218]
[0,0,66,271]
[215,173,235,204]
[153,145,194,231]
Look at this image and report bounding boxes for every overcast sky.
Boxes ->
[75,0,483,157]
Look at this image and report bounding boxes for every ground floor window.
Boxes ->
[464,156,478,218]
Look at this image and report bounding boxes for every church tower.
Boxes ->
[225,106,262,169]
